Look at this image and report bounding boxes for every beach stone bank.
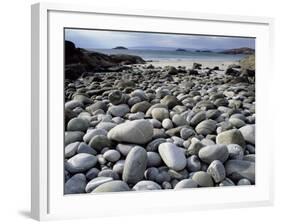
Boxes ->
[64,41,256,193]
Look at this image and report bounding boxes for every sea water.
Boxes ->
[88,49,247,62]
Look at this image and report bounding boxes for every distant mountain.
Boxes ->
[113,46,128,50]
[220,47,255,54]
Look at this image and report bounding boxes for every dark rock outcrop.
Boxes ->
[64,41,145,80]
[239,54,255,83]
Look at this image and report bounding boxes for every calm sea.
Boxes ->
[87,49,247,62]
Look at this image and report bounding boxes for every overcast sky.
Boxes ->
[65,29,255,50]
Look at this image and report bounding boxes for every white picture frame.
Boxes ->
[31,2,274,221]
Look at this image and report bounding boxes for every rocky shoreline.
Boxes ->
[64,41,255,194]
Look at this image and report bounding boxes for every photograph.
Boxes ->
[64,29,255,194]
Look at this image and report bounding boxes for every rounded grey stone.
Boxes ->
[116,143,136,156]
[112,160,125,175]
[122,146,148,184]
[243,154,256,162]
[132,181,161,191]
[172,114,187,126]
[229,118,246,128]
[192,171,214,187]
[216,129,246,148]
[65,141,79,158]
[149,119,162,128]
[108,119,153,144]
[180,128,195,140]
[67,118,89,132]
[219,178,235,187]
[131,101,151,113]
[162,118,174,129]
[89,135,111,152]
[168,169,188,180]
[83,129,108,144]
[160,95,180,109]
[201,138,215,146]
[195,119,217,135]
[146,104,168,117]
[77,142,97,155]
[85,176,113,193]
[144,167,159,181]
[207,160,226,183]
[128,96,142,107]
[65,100,83,110]
[108,90,124,105]
[85,167,100,180]
[151,108,170,121]
[128,112,145,120]
[146,138,166,152]
[65,131,84,146]
[225,160,255,183]
[186,155,201,172]
[246,144,255,154]
[239,125,255,145]
[130,89,147,101]
[147,152,162,167]
[174,179,198,189]
[190,111,206,126]
[98,169,119,180]
[95,122,117,131]
[92,180,130,193]
[162,181,172,189]
[158,142,186,171]
[86,101,107,114]
[65,153,97,173]
[237,178,251,185]
[227,144,244,160]
[103,150,121,162]
[108,104,130,117]
[198,144,229,164]
[155,172,171,184]
[65,173,86,194]
[187,138,204,155]
[171,136,184,147]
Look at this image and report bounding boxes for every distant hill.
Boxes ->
[113,46,128,50]
[220,47,255,54]
[175,48,187,52]
[195,50,213,53]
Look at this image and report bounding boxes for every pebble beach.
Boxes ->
[64,41,255,194]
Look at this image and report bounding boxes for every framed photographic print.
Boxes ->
[31,2,274,221]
